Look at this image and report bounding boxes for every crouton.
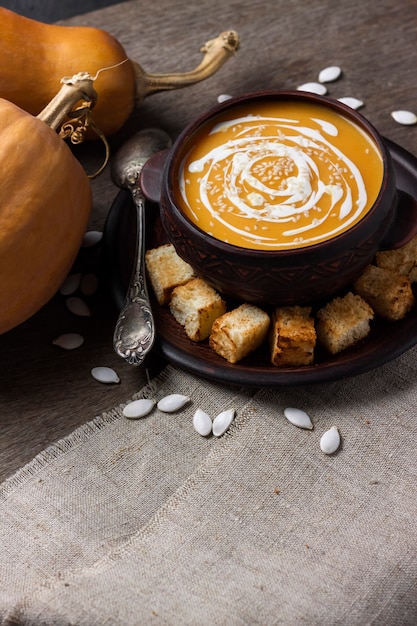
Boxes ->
[170,278,226,341]
[209,303,270,363]
[375,234,417,277]
[145,243,196,305]
[409,267,417,284]
[269,306,316,367]
[353,264,414,321]
[316,292,374,355]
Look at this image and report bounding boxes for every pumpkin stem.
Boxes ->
[132,30,240,102]
[36,73,98,131]
[36,72,110,177]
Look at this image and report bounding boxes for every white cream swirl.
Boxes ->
[178,110,382,249]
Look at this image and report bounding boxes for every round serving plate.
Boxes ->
[102,139,417,387]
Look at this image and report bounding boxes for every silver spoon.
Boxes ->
[111,128,172,365]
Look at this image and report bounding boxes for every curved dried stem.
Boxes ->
[133,30,240,101]
[36,72,109,176]
[37,73,98,131]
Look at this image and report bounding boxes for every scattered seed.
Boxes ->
[82,230,102,248]
[212,408,235,437]
[338,96,364,110]
[157,394,190,413]
[91,366,120,384]
[52,333,84,350]
[297,82,327,95]
[59,273,82,296]
[123,398,155,419]
[217,94,233,103]
[284,407,313,430]
[66,296,92,317]
[391,110,417,126]
[320,426,341,454]
[193,408,212,436]
[80,273,99,296]
[318,65,342,83]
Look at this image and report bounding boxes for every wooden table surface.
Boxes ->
[1,0,416,482]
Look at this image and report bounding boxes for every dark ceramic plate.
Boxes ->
[102,139,417,387]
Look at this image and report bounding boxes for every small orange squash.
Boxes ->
[0,92,92,334]
[0,7,240,138]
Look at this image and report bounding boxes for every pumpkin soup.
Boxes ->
[176,100,384,250]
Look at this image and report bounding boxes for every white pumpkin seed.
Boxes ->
[217,94,233,103]
[59,273,82,296]
[66,296,92,317]
[91,366,120,384]
[320,426,341,454]
[52,333,84,350]
[391,110,417,126]
[212,408,235,437]
[157,394,190,413]
[80,273,99,296]
[82,230,103,248]
[297,82,327,95]
[123,398,155,419]
[318,65,342,83]
[338,96,364,110]
[193,408,212,436]
[284,407,313,430]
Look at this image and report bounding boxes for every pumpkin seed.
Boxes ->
[320,426,341,454]
[80,272,99,296]
[123,398,155,419]
[391,110,417,126]
[59,273,82,296]
[66,296,92,317]
[212,408,235,437]
[284,407,313,430]
[52,333,84,350]
[217,94,233,103]
[318,65,342,83]
[193,408,213,436]
[297,82,327,95]
[338,96,364,110]
[91,366,120,384]
[82,230,102,248]
[157,394,190,413]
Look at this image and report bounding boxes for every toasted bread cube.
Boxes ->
[409,267,417,283]
[209,303,270,364]
[170,278,226,341]
[375,234,417,277]
[269,306,316,367]
[145,243,195,305]
[354,264,414,321]
[316,292,374,355]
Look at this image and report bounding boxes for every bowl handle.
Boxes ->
[380,190,417,250]
[139,148,170,204]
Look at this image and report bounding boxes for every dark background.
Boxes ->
[0,0,122,22]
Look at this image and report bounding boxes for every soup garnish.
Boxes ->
[176,100,384,250]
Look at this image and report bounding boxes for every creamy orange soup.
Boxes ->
[175,100,384,250]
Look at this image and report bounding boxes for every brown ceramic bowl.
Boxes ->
[141,90,417,306]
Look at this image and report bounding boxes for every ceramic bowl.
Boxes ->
[141,90,417,306]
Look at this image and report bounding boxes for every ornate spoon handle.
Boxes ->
[113,187,154,365]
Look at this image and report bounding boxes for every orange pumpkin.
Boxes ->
[0,7,240,138]
[0,98,92,334]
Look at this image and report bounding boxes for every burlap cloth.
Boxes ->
[1,355,416,625]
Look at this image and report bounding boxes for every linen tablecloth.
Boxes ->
[1,359,416,625]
